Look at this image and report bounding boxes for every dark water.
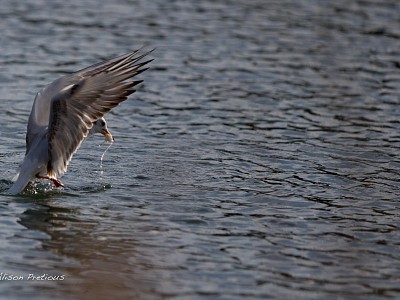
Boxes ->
[1,0,400,299]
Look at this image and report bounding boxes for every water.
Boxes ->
[1,0,400,299]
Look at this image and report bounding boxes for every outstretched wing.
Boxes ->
[46,48,153,179]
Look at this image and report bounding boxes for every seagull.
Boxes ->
[8,48,153,194]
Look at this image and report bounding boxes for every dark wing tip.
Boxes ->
[131,80,144,87]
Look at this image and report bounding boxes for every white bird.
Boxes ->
[8,48,153,194]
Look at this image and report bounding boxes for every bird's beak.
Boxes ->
[101,129,114,143]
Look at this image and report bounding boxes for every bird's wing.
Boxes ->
[26,48,148,149]
[45,48,153,179]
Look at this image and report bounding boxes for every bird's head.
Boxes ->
[89,117,114,143]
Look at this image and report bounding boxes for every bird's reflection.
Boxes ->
[17,196,153,300]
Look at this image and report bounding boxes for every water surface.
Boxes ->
[1,0,400,299]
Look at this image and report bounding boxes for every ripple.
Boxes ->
[0,0,400,299]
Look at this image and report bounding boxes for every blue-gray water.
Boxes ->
[1,0,400,299]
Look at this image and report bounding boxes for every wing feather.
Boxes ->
[46,48,153,179]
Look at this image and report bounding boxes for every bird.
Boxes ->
[8,48,153,194]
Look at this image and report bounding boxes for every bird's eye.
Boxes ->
[101,120,105,126]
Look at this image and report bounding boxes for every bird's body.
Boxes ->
[8,48,152,194]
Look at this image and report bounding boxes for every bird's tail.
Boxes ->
[8,159,36,194]
[8,171,34,194]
